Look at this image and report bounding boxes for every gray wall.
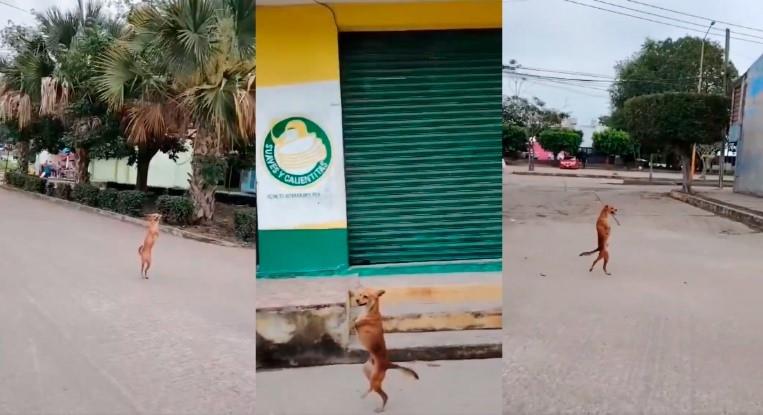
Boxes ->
[735,55,763,196]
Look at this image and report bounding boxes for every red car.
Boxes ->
[559,158,582,169]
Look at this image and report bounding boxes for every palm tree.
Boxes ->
[98,0,254,221]
[0,29,55,172]
[33,0,126,183]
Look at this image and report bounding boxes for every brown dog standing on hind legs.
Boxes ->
[580,204,619,275]
[138,213,161,279]
[351,288,419,413]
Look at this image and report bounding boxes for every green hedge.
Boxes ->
[23,175,46,193]
[5,171,25,188]
[72,183,100,207]
[234,208,257,242]
[156,195,194,225]
[97,188,119,211]
[55,183,73,200]
[116,190,147,217]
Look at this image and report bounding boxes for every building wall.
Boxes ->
[255,0,501,277]
[89,145,193,190]
[735,55,763,196]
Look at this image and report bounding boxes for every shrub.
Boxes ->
[116,190,147,217]
[5,171,25,187]
[72,183,100,206]
[234,208,257,242]
[156,195,194,225]
[97,188,119,211]
[55,183,73,200]
[23,175,46,193]
[537,128,583,160]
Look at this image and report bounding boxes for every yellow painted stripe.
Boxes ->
[362,284,502,306]
[294,220,348,230]
[256,5,340,87]
[382,311,502,332]
[256,0,500,87]
[333,1,501,32]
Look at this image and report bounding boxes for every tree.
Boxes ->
[592,128,634,162]
[606,36,737,131]
[0,27,55,172]
[623,92,729,193]
[537,128,583,160]
[696,142,722,179]
[503,95,569,138]
[98,0,255,222]
[502,124,527,159]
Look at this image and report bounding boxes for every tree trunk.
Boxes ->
[75,147,91,184]
[135,146,159,192]
[681,154,692,193]
[16,141,30,173]
[189,133,219,223]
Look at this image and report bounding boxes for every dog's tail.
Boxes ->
[138,245,144,255]
[579,248,599,256]
[388,363,419,380]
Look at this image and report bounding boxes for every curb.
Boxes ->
[257,330,502,369]
[512,171,624,179]
[669,190,763,231]
[1,185,251,249]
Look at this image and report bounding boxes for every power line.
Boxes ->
[562,0,763,46]
[591,0,763,41]
[509,65,698,82]
[505,69,696,86]
[0,0,30,14]
[625,0,763,34]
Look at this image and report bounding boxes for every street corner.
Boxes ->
[256,302,350,369]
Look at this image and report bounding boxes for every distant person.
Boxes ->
[40,160,54,178]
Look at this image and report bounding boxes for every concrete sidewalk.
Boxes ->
[670,188,763,231]
[256,273,502,368]
[505,164,733,184]
[256,359,502,415]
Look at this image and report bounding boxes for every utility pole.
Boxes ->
[719,28,730,189]
[692,21,716,182]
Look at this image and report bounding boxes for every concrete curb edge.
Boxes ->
[669,190,763,231]
[1,185,251,249]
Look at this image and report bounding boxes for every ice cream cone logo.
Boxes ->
[263,117,332,187]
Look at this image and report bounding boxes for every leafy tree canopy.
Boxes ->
[606,36,737,131]
[537,128,583,159]
[592,128,633,157]
[503,95,569,138]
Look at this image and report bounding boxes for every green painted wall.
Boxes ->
[257,229,349,278]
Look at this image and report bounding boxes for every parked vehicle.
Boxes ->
[559,158,582,169]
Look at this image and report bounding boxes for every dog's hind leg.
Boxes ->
[589,252,603,272]
[144,261,151,279]
[360,359,374,398]
[602,250,611,276]
[372,382,388,413]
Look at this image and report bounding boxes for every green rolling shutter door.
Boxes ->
[339,30,502,266]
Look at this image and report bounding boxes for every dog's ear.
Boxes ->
[376,289,386,297]
[603,204,609,209]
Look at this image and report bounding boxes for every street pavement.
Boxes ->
[0,189,255,414]
[503,174,763,414]
[255,359,502,415]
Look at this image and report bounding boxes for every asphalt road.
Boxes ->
[503,173,763,414]
[0,189,255,414]
[255,359,502,415]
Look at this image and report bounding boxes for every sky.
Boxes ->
[503,0,763,145]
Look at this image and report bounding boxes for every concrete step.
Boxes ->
[350,303,502,333]
[348,329,501,362]
[257,329,501,369]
